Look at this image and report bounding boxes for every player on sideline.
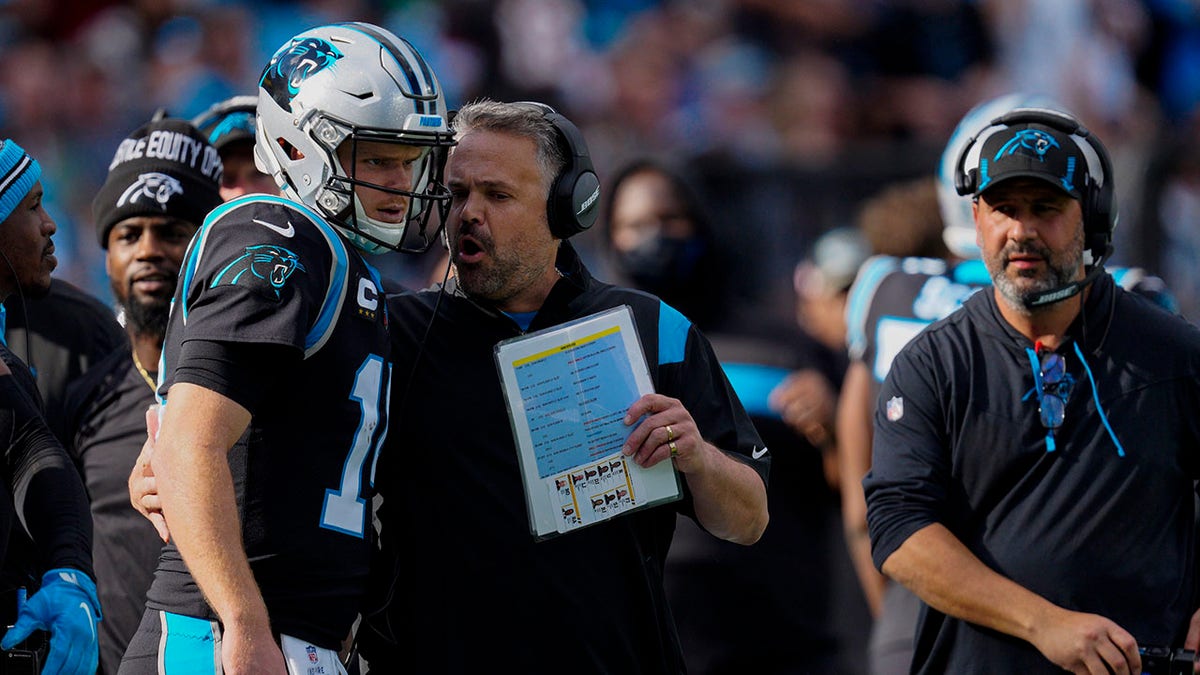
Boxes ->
[119,22,454,675]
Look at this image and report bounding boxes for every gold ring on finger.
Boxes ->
[669,441,678,458]
[665,425,675,442]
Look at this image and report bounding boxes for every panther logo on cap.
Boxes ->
[995,129,1060,162]
[260,37,344,112]
[117,172,183,210]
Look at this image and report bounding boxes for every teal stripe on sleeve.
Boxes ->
[846,256,897,358]
[658,302,690,365]
[721,362,788,418]
[161,612,219,674]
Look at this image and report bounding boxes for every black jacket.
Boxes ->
[865,272,1200,673]
[364,243,768,674]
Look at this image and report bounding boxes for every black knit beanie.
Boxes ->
[92,117,224,248]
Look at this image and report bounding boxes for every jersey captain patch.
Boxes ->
[211,244,306,299]
[355,276,380,321]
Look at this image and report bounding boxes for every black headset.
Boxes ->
[521,102,601,240]
[954,108,1116,262]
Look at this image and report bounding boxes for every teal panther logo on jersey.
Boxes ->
[212,244,306,299]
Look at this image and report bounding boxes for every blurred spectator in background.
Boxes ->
[783,226,869,483]
[605,158,870,673]
[2,0,1192,338]
[792,226,870,355]
[856,178,947,260]
[191,94,279,201]
[1136,130,1200,321]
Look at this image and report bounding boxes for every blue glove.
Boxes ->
[1,568,102,675]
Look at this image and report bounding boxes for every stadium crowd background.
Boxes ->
[3,0,1200,322]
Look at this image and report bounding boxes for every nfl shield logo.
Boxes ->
[306,645,318,663]
[886,396,904,421]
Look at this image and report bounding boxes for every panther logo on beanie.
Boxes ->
[92,117,224,249]
[117,172,185,209]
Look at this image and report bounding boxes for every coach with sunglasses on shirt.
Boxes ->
[864,105,1200,675]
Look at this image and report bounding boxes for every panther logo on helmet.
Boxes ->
[117,172,184,210]
[260,37,344,112]
[213,244,307,299]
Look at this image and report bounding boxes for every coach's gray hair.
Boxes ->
[450,99,565,194]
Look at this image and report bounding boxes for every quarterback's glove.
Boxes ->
[1,568,102,675]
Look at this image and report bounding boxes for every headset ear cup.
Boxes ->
[1086,176,1116,257]
[548,171,572,240]
[954,134,976,197]
[548,168,599,239]
[539,108,599,240]
[956,167,974,197]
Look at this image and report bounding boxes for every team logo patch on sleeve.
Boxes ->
[212,244,306,298]
[886,396,904,422]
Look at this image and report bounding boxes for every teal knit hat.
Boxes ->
[0,139,42,223]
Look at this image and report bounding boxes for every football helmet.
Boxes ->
[936,92,1062,259]
[254,22,454,254]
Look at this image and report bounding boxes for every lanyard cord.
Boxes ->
[1024,344,1126,457]
[1072,341,1125,457]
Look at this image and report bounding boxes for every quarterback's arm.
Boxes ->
[623,393,768,545]
[883,523,1142,674]
[153,382,284,671]
[836,361,886,616]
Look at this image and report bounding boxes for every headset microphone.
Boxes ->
[1022,244,1112,309]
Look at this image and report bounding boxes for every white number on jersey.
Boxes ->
[321,354,390,537]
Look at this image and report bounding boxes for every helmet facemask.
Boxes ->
[309,115,451,254]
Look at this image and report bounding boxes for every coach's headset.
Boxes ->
[517,102,601,240]
[954,108,1116,308]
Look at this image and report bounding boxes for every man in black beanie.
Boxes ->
[59,114,222,674]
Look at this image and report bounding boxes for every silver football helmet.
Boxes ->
[254,22,454,254]
[937,92,1062,259]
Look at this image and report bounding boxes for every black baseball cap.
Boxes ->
[191,95,257,153]
[973,122,1085,200]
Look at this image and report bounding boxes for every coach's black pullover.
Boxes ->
[865,272,1200,673]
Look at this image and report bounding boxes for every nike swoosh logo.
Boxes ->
[253,218,295,238]
[750,446,768,460]
[79,602,95,641]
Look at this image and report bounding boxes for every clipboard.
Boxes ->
[495,305,682,540]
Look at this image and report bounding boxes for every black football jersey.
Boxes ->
[846,256,989,397]
[145,195,391,649]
